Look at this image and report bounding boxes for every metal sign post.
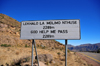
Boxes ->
[31,39,39,66]
[65,39,67,66]
[34,40,40,66]
[31,39,34,66]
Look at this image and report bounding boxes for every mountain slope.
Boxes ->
[0,13,65,49]
[0,13,20,28]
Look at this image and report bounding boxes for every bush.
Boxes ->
[0,14,4,19]
[67,49,70,53]
[42,46,45,49]
[1,44,11,47]
[74,52,76,55]
[25,44,30,47]
[57,52,61,55]
[60,48,62,51]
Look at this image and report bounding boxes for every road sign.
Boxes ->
[20,19,80,39]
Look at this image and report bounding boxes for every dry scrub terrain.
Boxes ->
[0,46,89,66]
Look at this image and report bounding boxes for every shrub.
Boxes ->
[74,52,76,55]
[57,52,61,55]
[45,61,49,65]
[15,51,19,55]
[67,49,70,53]
[60,48,62,51]
[42,46,45,49]
[64,53,65,56]
[37,45,40,47]
[0,15,4,19]
[1,44,11,47]
[25,44,30,47]
[52,47,54,49]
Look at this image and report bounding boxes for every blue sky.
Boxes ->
[0,0,100,46]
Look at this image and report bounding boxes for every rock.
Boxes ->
[35,61,47,66]
[0,24,8,28]
[52,60,56,64]
[16,32,20,36]
[21,61,46,66]
[40,44,45,47]
[0,28,6,32]
[35,54,53,63]
[21,62,31,66]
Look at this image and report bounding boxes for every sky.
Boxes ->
[0,0,100,46]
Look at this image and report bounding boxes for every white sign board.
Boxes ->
[20,20,80,39]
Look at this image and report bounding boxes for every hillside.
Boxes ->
[0,13,65,49]
[0,13,92,66]
[68,43,100,52]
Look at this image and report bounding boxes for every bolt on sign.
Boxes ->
[20,19,80,39]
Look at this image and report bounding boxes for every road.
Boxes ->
[79,52,100,64]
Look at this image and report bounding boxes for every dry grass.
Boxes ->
[0,47,31,65]
[0,46,89,66]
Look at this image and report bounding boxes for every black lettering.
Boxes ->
[31,30,38,34]
[62,21,77,24]
[43,35,54,38]
[46,21,61,25]
[58,30,68,33]
[39,30,49,33]
[43,26,55,29]
[50,30,56,33]
[23,22,38,25]
[40,22,45,25]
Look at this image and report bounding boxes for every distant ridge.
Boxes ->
[68,43,100,52]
